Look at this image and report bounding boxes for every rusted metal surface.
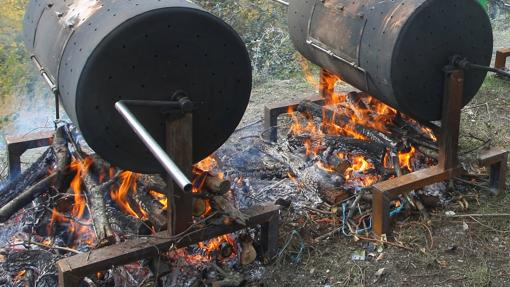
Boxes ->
[288,0,492,121]
[5,130,54,179]
[372,69,465,237]
[24,0,252,174]
[495,48,510,70]
[263,69,332,142]
[56,204,280,286]
[478,148,509,196]
[373,166,462,199]
[372,189,391,238]
[165,114,193,234]
[438,69,464,170]
[264,95,325,142]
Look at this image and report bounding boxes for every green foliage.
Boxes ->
[197,0,300,82]
[0,0,35,108]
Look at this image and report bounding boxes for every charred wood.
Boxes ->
[0,148,55,208]
[133,180,167,231]
[297,100,397,147]
[82,169,118,247]
[0,127,71,222]
[0,173,57,222]
[211,195,249,225]
[205,173,231,195]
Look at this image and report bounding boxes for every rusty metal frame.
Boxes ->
[56,114,280,286]
[57,204,280,285]
[371,68,508,237]
[263,66,508,238]
[495,48,510,71]
[264,69,331,142]
[5,130,54,179]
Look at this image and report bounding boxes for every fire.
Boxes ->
[47,157,96,247]
[344,155,373,180]
[110,171,148,220]
[149,190,168,210]
[195,156,219,172]
[197,234,236,258]
[13,270,26,282]
[422,127,438,142]
[398,146,416,172]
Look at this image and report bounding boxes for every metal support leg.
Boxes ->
[478,148,508,196]
[263,96,325,142]
[495,48,510,71]
[371,68,464,237]
[260,209,280,259]
[372,189,391,237]
[5,131,54,179]
[165,114,193,235]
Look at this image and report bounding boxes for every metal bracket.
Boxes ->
[5,130,54,179]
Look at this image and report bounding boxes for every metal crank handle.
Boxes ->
[115,101,192,193]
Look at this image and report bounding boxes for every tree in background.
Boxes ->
[0,0,37,127]
[198,0,300,82]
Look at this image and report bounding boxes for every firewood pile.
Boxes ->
[0,87,494,286]
[0,124,268,286]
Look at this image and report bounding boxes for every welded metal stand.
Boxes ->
[5,130,54,179]
[262,67,508,238]
[263,69,331,141]
[371,68,508,237]
[495,48,510,72]
[56,103,280,287]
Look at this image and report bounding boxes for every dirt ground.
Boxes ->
[236,70,510,287]
[0,10,509,287]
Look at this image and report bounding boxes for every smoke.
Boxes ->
[0,78,64,149]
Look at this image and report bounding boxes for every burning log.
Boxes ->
[239,234,257,266]
[82,168,118,246]
[205,173,231,195]
[211,195,249,225]
[0,127,71,223]
[297,100,397,147]
[322,135,387,166]
[0,148,54,208]
[192,198,207,217]
[299,164,348,205]
[133,192,166,231]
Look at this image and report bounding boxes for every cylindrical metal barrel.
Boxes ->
[288,0,493,121]
[23,0,252,173]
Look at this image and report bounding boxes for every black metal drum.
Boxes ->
[24,0,252,173]
[288,0,493,121]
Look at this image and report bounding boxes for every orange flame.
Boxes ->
[197,234,236,258]
[149,190,168,210]
[47,157,96,247]
[13,270,26,282]
[398,146,416,172]
[110,171,148,220]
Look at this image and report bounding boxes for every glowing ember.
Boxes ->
[197,234,236,259]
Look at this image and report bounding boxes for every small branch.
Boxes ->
[445,213,510,218]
